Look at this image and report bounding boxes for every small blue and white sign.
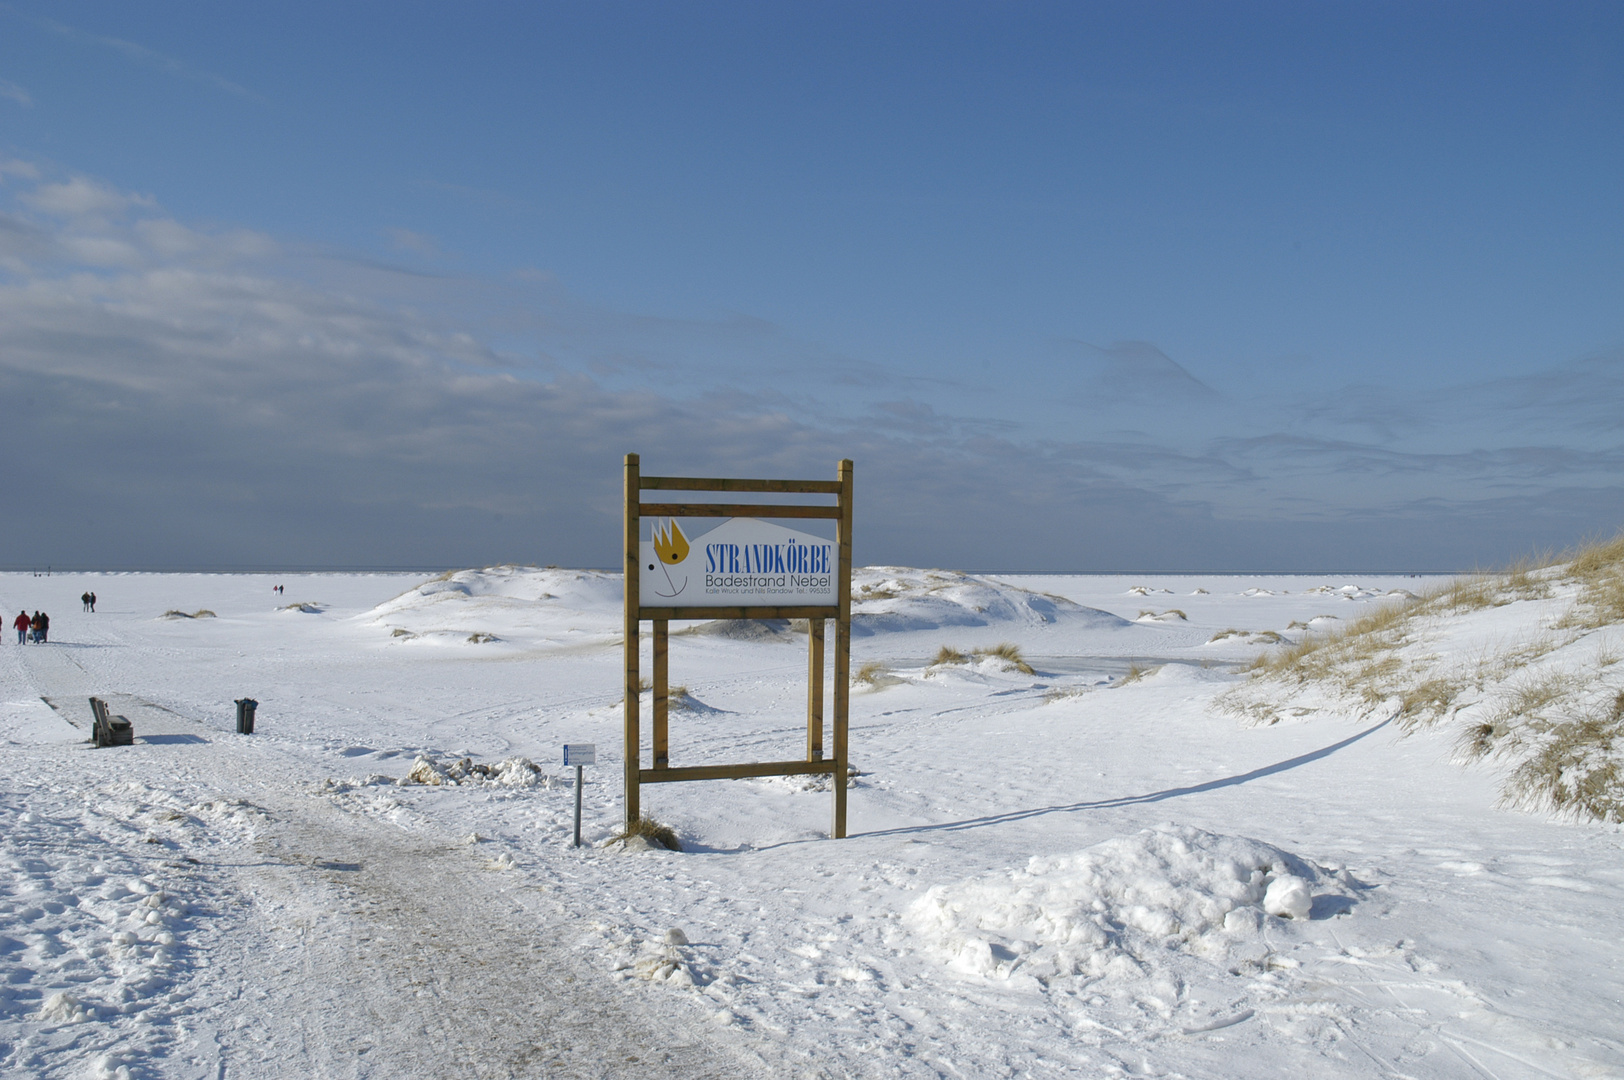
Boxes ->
[563,743,596,767]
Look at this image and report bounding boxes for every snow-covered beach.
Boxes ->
[2,567,1620,1078]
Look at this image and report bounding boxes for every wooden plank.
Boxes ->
[652,619,669,768]
[638,605,837,621]
[807,619,824,761]
[833,458,853,839]
[641,476,842,494]
[637,502,841,519]
[623,453,641,827]
[640,759,839,784]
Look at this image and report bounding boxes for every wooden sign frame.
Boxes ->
[623,454,854,838]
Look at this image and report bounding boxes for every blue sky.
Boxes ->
[1,2,1621,570]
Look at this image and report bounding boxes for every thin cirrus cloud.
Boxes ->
[0,163,1620,571]
[18,10,262,101]
[0,76,29,106]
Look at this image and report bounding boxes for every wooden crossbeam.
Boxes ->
[642,476,842,494]
[639,759,838,784]
[637,502,841,519]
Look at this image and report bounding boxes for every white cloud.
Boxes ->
[1,160,1621,571]
[23,175,155,218]
[386,227,439,255]
[26,13,261,101]
[0,78,30,106]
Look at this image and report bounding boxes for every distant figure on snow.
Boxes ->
[13,610,27,644]
[89,592,96,612]
[81,592,91,612]
[35,611,49,643]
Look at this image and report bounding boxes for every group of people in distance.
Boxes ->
[14,610,49,644]
[10,592,100,644]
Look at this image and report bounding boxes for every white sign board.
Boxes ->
[563,744,596,766]
[640,517,837,608]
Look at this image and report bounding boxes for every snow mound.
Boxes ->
[402,754,549,788]
[371,566,619,618]
[365,566,622,644]
[904,825,1317,980]
[853,567,1131,636]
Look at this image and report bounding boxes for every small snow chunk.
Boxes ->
[1263,875,1312,920]
[90,1054,133,1080]
[665,928,689,946]
[37,990,89,1023]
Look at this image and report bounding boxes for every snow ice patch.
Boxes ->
[904,824,1318,981]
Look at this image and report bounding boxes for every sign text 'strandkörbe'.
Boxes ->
[639,517,837,608]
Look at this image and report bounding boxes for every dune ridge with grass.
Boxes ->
[1219,532,1624,822]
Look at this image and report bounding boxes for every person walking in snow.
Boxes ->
[12,610,27,644]
[28,612,41,643]
[35,611,49,643]
[81,592,91,612]
[89,591,96,612]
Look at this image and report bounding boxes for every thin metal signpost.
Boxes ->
[623,454,854,838]
[563,743,595,847]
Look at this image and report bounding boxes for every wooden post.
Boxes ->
[807,619,824,761]
[623,452,641,827]
[653,618,669,768]
[832,458,853,839]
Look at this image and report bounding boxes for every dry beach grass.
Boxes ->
[1220,530,1624,822]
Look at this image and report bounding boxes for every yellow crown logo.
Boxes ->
[653,519,689,565]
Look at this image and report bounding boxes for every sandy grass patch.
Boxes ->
[611,816,682,851]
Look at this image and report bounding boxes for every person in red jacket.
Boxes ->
[12,610,26,644]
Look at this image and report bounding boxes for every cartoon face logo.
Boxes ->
[649,519,689,597]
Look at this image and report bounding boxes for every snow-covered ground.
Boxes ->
[2,568,1620,1078]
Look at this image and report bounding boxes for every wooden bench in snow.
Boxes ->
[89,697,134,747]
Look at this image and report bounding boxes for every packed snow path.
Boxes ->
[2,569,1622,1078]
[0,596,758,1078]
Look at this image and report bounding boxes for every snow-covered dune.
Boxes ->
[359,564,1152,653]
[851,566,1133,637]
[362,566,623,647]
